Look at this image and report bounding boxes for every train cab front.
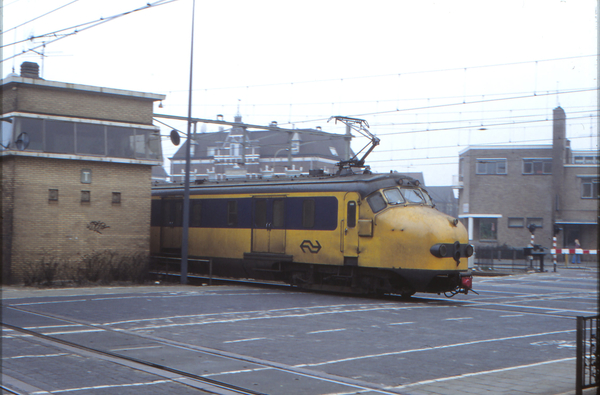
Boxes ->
[429,241,477,296]
[363,181,476,296]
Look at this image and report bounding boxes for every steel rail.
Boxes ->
[2,321,265,395]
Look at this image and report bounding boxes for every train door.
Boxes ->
[160,197,183,253]
[342,193,359,264]
[252,197,286,254]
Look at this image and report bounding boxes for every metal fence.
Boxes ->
[473,245,533,271]
[576,315,599,394]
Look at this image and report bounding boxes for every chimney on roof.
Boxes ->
[20,62,41,79]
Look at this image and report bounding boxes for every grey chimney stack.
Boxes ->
[20,62,41,79]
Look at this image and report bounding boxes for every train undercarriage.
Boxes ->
[152,255,470,297]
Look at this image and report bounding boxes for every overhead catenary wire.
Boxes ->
[2,0,81,36]
[1,0,180,62]
[155,54,597,93]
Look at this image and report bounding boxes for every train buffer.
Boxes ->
[523,244,548,272]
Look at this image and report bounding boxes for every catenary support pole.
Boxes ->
[180,0,196,285]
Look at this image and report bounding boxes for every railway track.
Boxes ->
[2,305,410,395]
[2,319,265,395]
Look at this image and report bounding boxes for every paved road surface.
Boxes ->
[2,267,598,394]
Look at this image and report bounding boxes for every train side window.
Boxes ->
[302,199,315,228]
[254,199,267,228]
[273,199,285,228]
[347,201,357,228]
[174,201,183,227]
[367,192,386,213]
[191,201,201,227]
[161,201,172,226]
[228,200,238,226]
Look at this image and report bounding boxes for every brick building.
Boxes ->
[457,107,598,257]
[1,62,165,283]
[169,113,353,182]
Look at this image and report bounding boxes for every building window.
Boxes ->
[479,218,497,241]
[112,192,121,204]
[523,158,552,175]
[81,191,91,203]
[581,178,599,199]
[508,217,524,228]
[329,147,338,156]
[76,123,105,155]
[81,169,92,184]
[476,159,506,175]
[48,189,59,201]
[573,156,600,164]
[526,217,543,228]
[46,120,75,154]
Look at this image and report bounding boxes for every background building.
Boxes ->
[457,107,598,259]
[1,62,164,283]
[169,113,354,182]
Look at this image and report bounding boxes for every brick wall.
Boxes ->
[2,84,154,124]
[1,156,152,283]
[459,148,555,248]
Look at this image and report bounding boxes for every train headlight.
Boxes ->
[430,244,448,258]
[431,243,474,259]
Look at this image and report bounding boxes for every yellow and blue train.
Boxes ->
[150,172,474,297]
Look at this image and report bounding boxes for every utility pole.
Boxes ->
[180,0,196,285]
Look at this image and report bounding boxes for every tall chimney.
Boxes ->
[20,62,41,79]
[551,106,567,223]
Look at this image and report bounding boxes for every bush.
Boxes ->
[22,251,150,287]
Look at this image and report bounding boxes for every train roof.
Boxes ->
[152,172,423,199]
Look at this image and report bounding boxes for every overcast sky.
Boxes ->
[2,0,598,185]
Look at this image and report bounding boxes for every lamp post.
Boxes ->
[180,0,196,285]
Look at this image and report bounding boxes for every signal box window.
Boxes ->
[228,200,238,226]
[81,190,91,203]
[46,120,75,154]
[112,192,121,204]
[476,159,507,175]
[302,199,315,228]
